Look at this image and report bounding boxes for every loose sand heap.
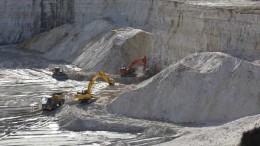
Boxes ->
[22,20,151,74]
[162,114,260,146]
[109,52,260,123]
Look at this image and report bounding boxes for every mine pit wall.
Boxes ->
[73,0,157,30]
[1,0,260,73]
[0,0,157,45]
[73,0,260,72]
[0,0,74,45]
[151,2,260,72]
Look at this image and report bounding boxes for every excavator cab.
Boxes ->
[54,67,61,74]
[42,96,57,110]
[77,90,88,94]
[52,67,69,81]
[74,71,115,102]
[42,92,65,110]
[41,97,52,105]
[120,66,134,75]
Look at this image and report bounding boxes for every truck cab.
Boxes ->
[42,93,65,110]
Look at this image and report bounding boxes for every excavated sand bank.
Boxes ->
[162,114,260,146]
[22,20,152,74]
[109,52,260,123]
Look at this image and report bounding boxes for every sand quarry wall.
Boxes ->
[1,0,260,73]
[0,0,74,45]
[22,20,152,73]
[74,0,260,71]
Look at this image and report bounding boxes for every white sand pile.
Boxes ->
[162,114,260,146]
[109,52,260,123]
[22,20,151,73]
[22,20,114,61]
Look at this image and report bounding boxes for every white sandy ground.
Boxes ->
[1,0,260,145]
[2,59,257,146]
[19,24,260,144]
[1,39,260,145]
[0,46,181,145]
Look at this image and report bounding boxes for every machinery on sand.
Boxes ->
[74,71,115,102]
[42,92,65,110]
[120,56,147,77]
[52,67,69,80]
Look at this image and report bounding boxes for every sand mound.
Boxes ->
[162,114,260,146]
[21,20,151,73]
[109,52,260,123]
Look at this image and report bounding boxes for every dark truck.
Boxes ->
[42,92,65,110]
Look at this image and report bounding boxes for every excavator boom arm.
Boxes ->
[87,74,99,94]
[87,71,114,94]
[129,56,147,72]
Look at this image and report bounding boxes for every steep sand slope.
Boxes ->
[22,20,114,62]
[109,52,260,123]
[22,20,151,73]
[162,114,260,146]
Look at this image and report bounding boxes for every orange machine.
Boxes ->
[120,56,147,77]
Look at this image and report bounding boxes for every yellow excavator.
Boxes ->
[74,71,115,102]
